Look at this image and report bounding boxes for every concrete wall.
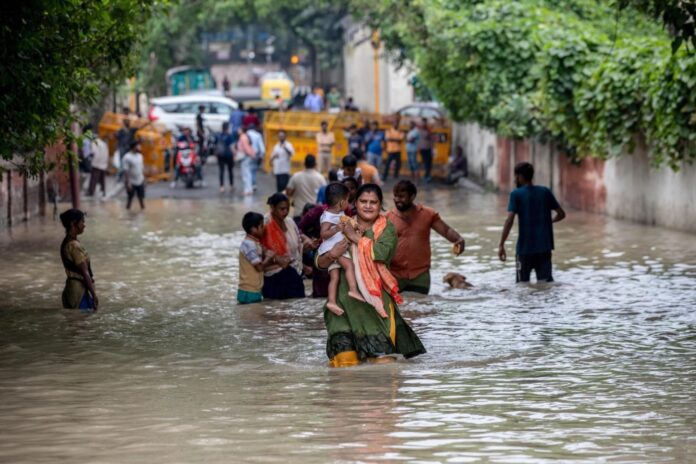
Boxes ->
[343,25,414,113]
[453,122,696,233]
[0,145,71,228]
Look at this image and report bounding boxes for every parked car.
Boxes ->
[148,95,239,134]
[396,102,446,120]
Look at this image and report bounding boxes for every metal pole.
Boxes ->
[371,31,381,114]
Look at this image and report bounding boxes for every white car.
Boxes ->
[148,95,239,134]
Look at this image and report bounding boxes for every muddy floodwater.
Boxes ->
[1,182,695,463]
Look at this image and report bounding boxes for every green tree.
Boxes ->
[0,0,160,176]
[355,0,696,169]
[137,0,351,94]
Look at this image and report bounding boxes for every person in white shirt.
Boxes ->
[270,130,294,192]
[122,141,146,210]
[286,154,326,213]
[87,136,109,197]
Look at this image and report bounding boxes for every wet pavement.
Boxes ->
[1,169,695,463]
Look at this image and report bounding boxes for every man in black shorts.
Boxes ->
[498,162,565,282]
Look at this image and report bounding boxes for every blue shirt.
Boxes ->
[365,131,385,155]
[507,185,560,255]
[229,109,245,132]
[304,93,323,112]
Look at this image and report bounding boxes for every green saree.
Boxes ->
[323,219,426,364]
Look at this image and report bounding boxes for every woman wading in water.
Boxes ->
[317,184,425,367]
[59,209,98,312]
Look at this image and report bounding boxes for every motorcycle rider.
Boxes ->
[171,127,203,188]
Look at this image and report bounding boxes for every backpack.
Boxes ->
[215,134,231,158]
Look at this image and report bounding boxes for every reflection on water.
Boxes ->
[1,186,695,463]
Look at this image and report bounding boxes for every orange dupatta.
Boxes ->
[354,215,404,318]
[261,218,288,257]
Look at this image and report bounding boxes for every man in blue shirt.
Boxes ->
[364,120,385,170]
[229,103,245,134]
[498,162,566,282]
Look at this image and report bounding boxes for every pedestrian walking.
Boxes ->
[237,127,257,196]
[498,162,566,283]
[383,120,405,180]
[243,107,260,129]
[122,141,146,210]
[215,122,236,193]
[59,208,98,312]
[364,120,385,171]
[247,125,265,191]
[270,130,294,192]
[406,120,420,184]
[196,105,206,161]
[230,102,245,134]
[346,124,363,156]
[286,155,327,212]
[87,134,109,197]
[418,118,434,183]
[315,120,335,174]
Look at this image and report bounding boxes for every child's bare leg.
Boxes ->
[339,255,365,302]
[326,268,344,316]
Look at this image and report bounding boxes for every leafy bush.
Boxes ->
[356,0,696,169]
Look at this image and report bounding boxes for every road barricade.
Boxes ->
[98,112,173,181]
[263,111,452,177]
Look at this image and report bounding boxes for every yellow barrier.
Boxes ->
[263,111,452,177]
[98,112,173,181]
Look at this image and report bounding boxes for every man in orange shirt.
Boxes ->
[352,148,382,186]
[383,120,404,181]
[386,180,465,294]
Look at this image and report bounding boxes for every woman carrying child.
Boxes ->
[317,183,366,316]
[317,184,426,367]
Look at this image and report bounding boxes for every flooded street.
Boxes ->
[1,175,695,463]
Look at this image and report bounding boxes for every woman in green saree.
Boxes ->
[317,183,426,367]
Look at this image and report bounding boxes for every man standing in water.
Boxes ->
[386,180,466,294]
[498,162,566,282]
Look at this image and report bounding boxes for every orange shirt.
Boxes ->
[385,128,404,153]
[386,204,441,279]
[357,160,380,184]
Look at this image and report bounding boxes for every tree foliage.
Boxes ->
[138,0,350,95]
[619,0,696,53]
[0,0,160,175]
[356,0,696,169]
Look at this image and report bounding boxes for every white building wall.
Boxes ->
[343,25,414,113]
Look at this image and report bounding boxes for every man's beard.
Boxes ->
[395,202,412,212]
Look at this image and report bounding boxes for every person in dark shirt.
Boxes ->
[498,162,566,282]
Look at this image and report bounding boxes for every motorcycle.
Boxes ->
[173,140,200,189]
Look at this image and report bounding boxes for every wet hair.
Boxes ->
[514,162,534,181]
[267,192,289,207]
[328,169,338,182]
[325,182,349,207]
[394,179,417,197]
[301,202,316,217]
[59,208,85,233]
[342,155,357,168]
[129,140,140,151]
[242,212,264,233]
[304,154,317,169]
[238,102,244,110]
[199,105,205,111]
[355,183,383,204]
[342,177,359,189]
[321,120,328,127]
[222,121,230,131]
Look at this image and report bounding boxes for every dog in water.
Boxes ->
[443,272,474,289]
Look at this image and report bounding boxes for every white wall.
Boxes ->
[604,145,696,231]
[343,25,414,113]
[452,123,498,187]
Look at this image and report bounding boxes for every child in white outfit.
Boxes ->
[318,183,364,315]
